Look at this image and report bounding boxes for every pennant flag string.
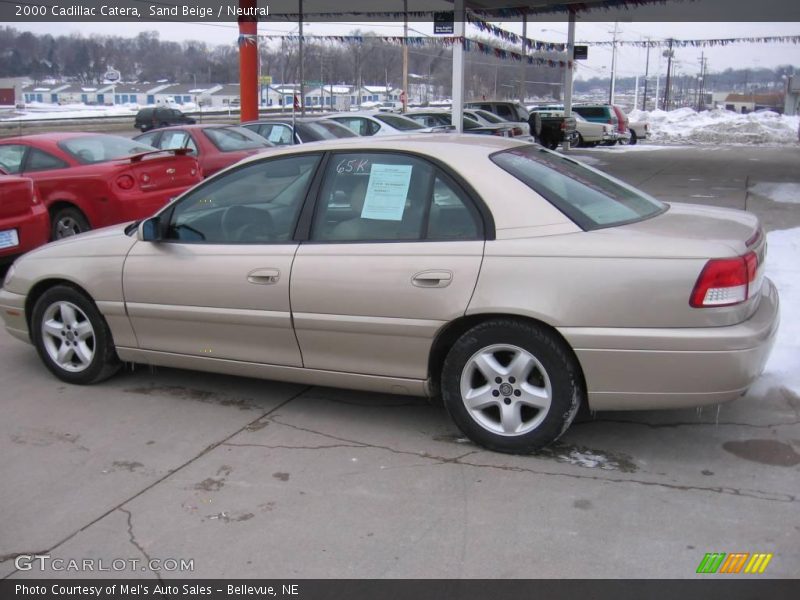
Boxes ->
[258,35,572,69]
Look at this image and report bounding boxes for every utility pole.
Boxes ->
[662,38,674,110]
[608,21,619,104]
[642,39,650,111]
[402,0,408,112]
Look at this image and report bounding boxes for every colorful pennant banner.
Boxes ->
[258,35,572,69]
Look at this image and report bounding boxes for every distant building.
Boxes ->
[207,84,241,108]
[0,77,28,106]
[719,92,784,114]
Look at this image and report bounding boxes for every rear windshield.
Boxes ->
[299,120,358,140]
[491,145,667,230]
[474,110,503,124]
[574,106,608,119]
[202,126,271,152]
[374,114,425,131]
[58,136,157,163]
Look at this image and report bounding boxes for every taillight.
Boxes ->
[116,174,136,190]
[512,126,523,136]
[690,251,759,308]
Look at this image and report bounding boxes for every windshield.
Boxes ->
[299,120,358,140]
[491,145,667,230]
[374,114,425,131]
[58,136,156,164]
[202,126,272,152]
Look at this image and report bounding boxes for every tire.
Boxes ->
[51,206,90,240]
[31,285,121,385]
[629,130,638,145]
[440,319,584,454]
[576,133,585,148]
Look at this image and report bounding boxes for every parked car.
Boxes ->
[465,108,534,141]
[465,101,530,124]
[0,172,49,264]
[571,103,630,145]
[627,120,650,145]
[327,112,440,136]
[242,117,358,146]
[526,107,612,147]
[134,106,196,132]
[377,101,403,113]
[0,133,201,239]
[0,135,778,454]
[405,110,516,137]
[134,124,273,178]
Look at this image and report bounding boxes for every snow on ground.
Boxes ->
[629,107,800,146]
[760,227,800,394]
[0,102,140,120]
[750,182,800,204]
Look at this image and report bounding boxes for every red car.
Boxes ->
[0,133,202,240]
[0,170,50,264]
[134,124,273,178]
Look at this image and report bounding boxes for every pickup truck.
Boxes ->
[526,105,579,149]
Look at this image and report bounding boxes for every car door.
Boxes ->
[291,151,486,380]
[123,153,322,365]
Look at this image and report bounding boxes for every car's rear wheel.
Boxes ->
[629,130,638,145]
[51,206,89,240]
[576,133,585,147]
[31,286,120,385]
[441,319,584,453]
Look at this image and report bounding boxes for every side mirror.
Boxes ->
[138,217,161,242]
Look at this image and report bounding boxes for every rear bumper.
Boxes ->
[0,205,50,263]
[558,277,780,410]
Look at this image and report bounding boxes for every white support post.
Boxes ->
[562,10,576,151]
[519,14,527,103]
[452,0,465,134]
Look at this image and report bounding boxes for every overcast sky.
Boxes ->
[12,20,800,81]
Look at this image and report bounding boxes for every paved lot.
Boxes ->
[1,144,799,580]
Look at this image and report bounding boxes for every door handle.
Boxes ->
[247,268,280,285]
[412,270,453,288]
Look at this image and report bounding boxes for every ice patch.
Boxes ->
[762,227,800,394]
[750,182,800,204]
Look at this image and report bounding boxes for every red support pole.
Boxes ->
[238,0,258,123]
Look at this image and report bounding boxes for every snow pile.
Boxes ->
[761,227,800,394]
[750,182,800,204]
[628,107,800,146]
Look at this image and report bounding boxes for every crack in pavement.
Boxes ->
[0,386,312,581]
[119,507,162,583]
[266,417,797,505]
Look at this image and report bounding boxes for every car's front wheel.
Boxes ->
[31,286,120,385]
[441,319,584,453]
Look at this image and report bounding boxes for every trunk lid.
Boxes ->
[114,150,200,192]
[621,202,760,257]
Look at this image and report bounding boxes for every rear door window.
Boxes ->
[25,148,68,172]
[310,152,481,242]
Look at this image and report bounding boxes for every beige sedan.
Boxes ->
[0,135,779,453]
